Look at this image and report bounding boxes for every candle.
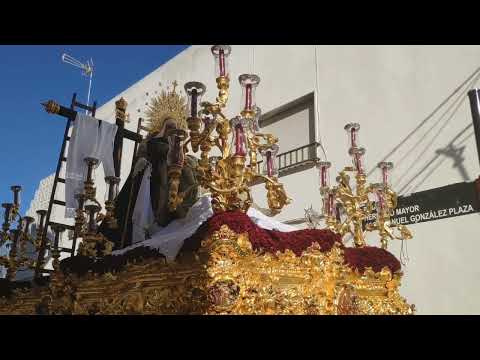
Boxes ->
[234,123,247,156]
[191,88,198,118]
[219,49,225,77]
[22,216,35,234]
[344,123,361,149]
[11,185,22,207]
[349,147,366,174]
[184,82,206,120]
[378,162,394,187]
[74,193,85,211]
[261,144,279,177]
[327,192,336,217]
[239,74,260,114]
[84,157,99,181]
[211,46,231,78]
[245,84,252,110]
[105,176,120,202]
[36,209,47,229]
[251,106,261,132]
[266,150,273,176]
[351,128,357,147]
[354,153,362,173]
[316,161,331,188]
[84,201,100,233]
[376,190,385,214]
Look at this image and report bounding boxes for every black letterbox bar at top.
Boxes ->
[51,103,142,143]
[468,88,480,168]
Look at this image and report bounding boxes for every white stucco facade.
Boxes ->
[26,45,480,314]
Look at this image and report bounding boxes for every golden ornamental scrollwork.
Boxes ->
[0,221,414,315]
[176,46,292,215]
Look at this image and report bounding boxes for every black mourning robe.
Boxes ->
[99,136,199,250]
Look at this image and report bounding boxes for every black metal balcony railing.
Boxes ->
[252,142,321,185]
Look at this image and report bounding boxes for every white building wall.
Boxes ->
[28,45,480,314]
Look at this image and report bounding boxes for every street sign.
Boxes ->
[365,180,480,226]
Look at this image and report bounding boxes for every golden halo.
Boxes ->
[145,81,188,134]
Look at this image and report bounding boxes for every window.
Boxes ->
[255,93,320,179]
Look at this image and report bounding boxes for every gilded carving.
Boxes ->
[0,225,414,315]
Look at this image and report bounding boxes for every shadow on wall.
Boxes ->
[367,64,480,195]
[398,124,474,195]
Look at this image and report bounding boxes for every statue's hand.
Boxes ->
[133,157,150,178]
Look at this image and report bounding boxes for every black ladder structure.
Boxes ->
[34,94,143,281]
[34,94,97,278]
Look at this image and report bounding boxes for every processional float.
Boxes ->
[1,45,421,315]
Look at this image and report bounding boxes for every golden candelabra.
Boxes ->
[74,157,114,258]
[317,123,412,249]
[171,45,291,214]
[0,186,39,280]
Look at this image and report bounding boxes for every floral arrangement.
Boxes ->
[58,210,401,277]
[191,211,402,273]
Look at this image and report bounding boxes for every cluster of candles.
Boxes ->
[182,45,279,178]
[1,186,37,280]
[1,186,35,239]
[0,157,122,277]
[374,161,394,215]
[316,123,394,218]
[76,157,121,233]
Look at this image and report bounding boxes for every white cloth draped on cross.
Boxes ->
[65,113,117,218]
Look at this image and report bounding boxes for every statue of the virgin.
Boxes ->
[99,84,199,250]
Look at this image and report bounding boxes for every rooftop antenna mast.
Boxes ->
[61,53,94,114]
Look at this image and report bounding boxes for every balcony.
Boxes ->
[252,142,321,185]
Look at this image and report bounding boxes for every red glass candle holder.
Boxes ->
[251,106,261,133]
[260,144,280,177]
[375,188,386,215]
[230,117,249,157]
[184,81,206,118]
[239,74,261,113]
[344,123,361,149]
[316,161,332,192]
[348,147,366,174]
[378,161,394,187]
[326,190,336,217]
[211,45,231,78]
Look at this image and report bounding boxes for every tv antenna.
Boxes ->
[61,53,94,114]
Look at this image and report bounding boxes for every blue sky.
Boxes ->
[0,45,189,214]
